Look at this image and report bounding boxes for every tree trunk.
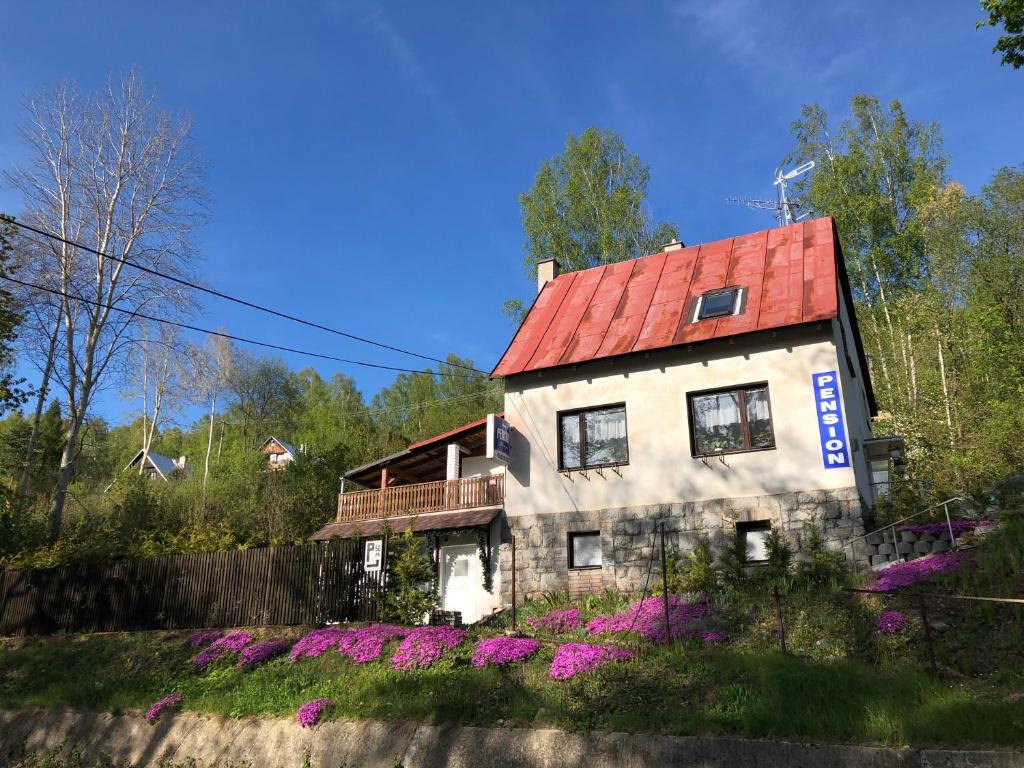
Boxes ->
[16,316,59,498]
[204,394,216,489]
[936,325,955,449]
[47,417,79,544]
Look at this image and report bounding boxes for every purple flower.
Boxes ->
[193,630,254,668]
[549,643,634,680]
[338,624,408,664]
[472,637,541,668]
[876,610,907,635]
[238,639,290,668]
[865,551,968,592]
[187,630,223,649]
[391,626,467,670]
[290,627,345,661]
[525,608,582,633]
[587,595,710,642]
[698,630,730,645]
[144,693,183,723]
[296,698,332,728]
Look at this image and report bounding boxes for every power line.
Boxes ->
[1,274,466,377]
[7,219,490,375]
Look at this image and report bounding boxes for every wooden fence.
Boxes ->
[0,539,386,636]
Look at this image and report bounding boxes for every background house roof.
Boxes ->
[126,450,187,480]
[491,217,840,378]
[260,437,297,456]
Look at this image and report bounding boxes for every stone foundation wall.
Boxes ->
[499,487,866,602]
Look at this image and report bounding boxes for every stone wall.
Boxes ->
[499,487,866,601]
[858,527,955,568]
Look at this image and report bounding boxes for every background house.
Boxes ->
[260,437,299,471]
[124,450,190,482]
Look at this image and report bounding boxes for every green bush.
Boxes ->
[378,526,438,625]
[795,523,847,590]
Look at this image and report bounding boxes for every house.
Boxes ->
[260,437,299,470]
[125,450,190,481]
[312,416,506,623]
[313,216,901,620]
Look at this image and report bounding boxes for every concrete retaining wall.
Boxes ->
[4,709,1020,768]
[858,529,955,567]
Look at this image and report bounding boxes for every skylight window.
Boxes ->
[697,288,740,320]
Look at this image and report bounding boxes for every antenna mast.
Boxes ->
[728,160,816,226]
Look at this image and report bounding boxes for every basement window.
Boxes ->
[737,521,771,563]
[697,288,740,320]
[568,531,602,569]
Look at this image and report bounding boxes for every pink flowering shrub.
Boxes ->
[338,624,408,664]
[238,639,290,668]
[698,630,730,645]
[876,611,908,635]
[865,551,968,592]
[144,693,182,723]
[290,627,345,661]
[525,607,582,633]
[587,595,709,641]
[549,643,634,680]
[187,630,223,649]
[472,637,541,668]
[297,698,332,727]
[193,631,253,668]
[391,626,467,670]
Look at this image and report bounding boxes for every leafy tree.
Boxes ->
[979,0,1024,68]
[378,526,438,625]
[0,215,28,416]
[506,127,678,322]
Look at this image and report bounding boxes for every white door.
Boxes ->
[440,544,480,623]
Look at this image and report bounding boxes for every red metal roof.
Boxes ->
[406,412,503,451]
[491,217,839,378]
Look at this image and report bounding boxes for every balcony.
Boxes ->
[337,474,504,523]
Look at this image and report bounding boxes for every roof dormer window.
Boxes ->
[697,288,741,320]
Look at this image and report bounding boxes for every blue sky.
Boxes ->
[1,0,1020,426]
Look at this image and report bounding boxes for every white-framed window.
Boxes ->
[696,287,742,320]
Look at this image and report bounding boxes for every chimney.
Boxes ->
[446,443,461,481]
[536,258,560,294]
[662,238,685,252]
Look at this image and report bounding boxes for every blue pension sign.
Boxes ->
[812,371,850,469]
[486,413,511,465]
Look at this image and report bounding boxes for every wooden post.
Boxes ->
[511,534,517,631]
[918,592,939,677]
[660,521,671,642]
[773,586,787,653]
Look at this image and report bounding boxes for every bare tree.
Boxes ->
[4,70,205,542]
[130,323,183,475]
[186,333,235,490]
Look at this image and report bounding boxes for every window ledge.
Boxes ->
[568,565,603,572]
[693,446,776,459]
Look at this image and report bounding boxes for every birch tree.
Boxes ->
[131,323,183,475]
[187,333,234,490]
[4,70,204,542]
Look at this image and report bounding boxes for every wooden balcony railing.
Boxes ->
[337,474,504,523]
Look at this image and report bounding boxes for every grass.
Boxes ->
[2,616,1023,748]
[2,522,1024,750]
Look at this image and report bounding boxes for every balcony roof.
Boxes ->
[311,506,500,540]
[343,414,500,487]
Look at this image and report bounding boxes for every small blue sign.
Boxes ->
[812,371,850,469]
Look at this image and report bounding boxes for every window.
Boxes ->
[569,531,602,569]
[688,384,774,455]
[737,521,771,563]
[559,404,628,470]
[697,288,740,320]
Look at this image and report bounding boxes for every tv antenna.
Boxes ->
[728,160,815,226]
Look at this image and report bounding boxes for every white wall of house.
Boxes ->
[459,456,505,479]
[434,517,503,624]
[502,323,875,518]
